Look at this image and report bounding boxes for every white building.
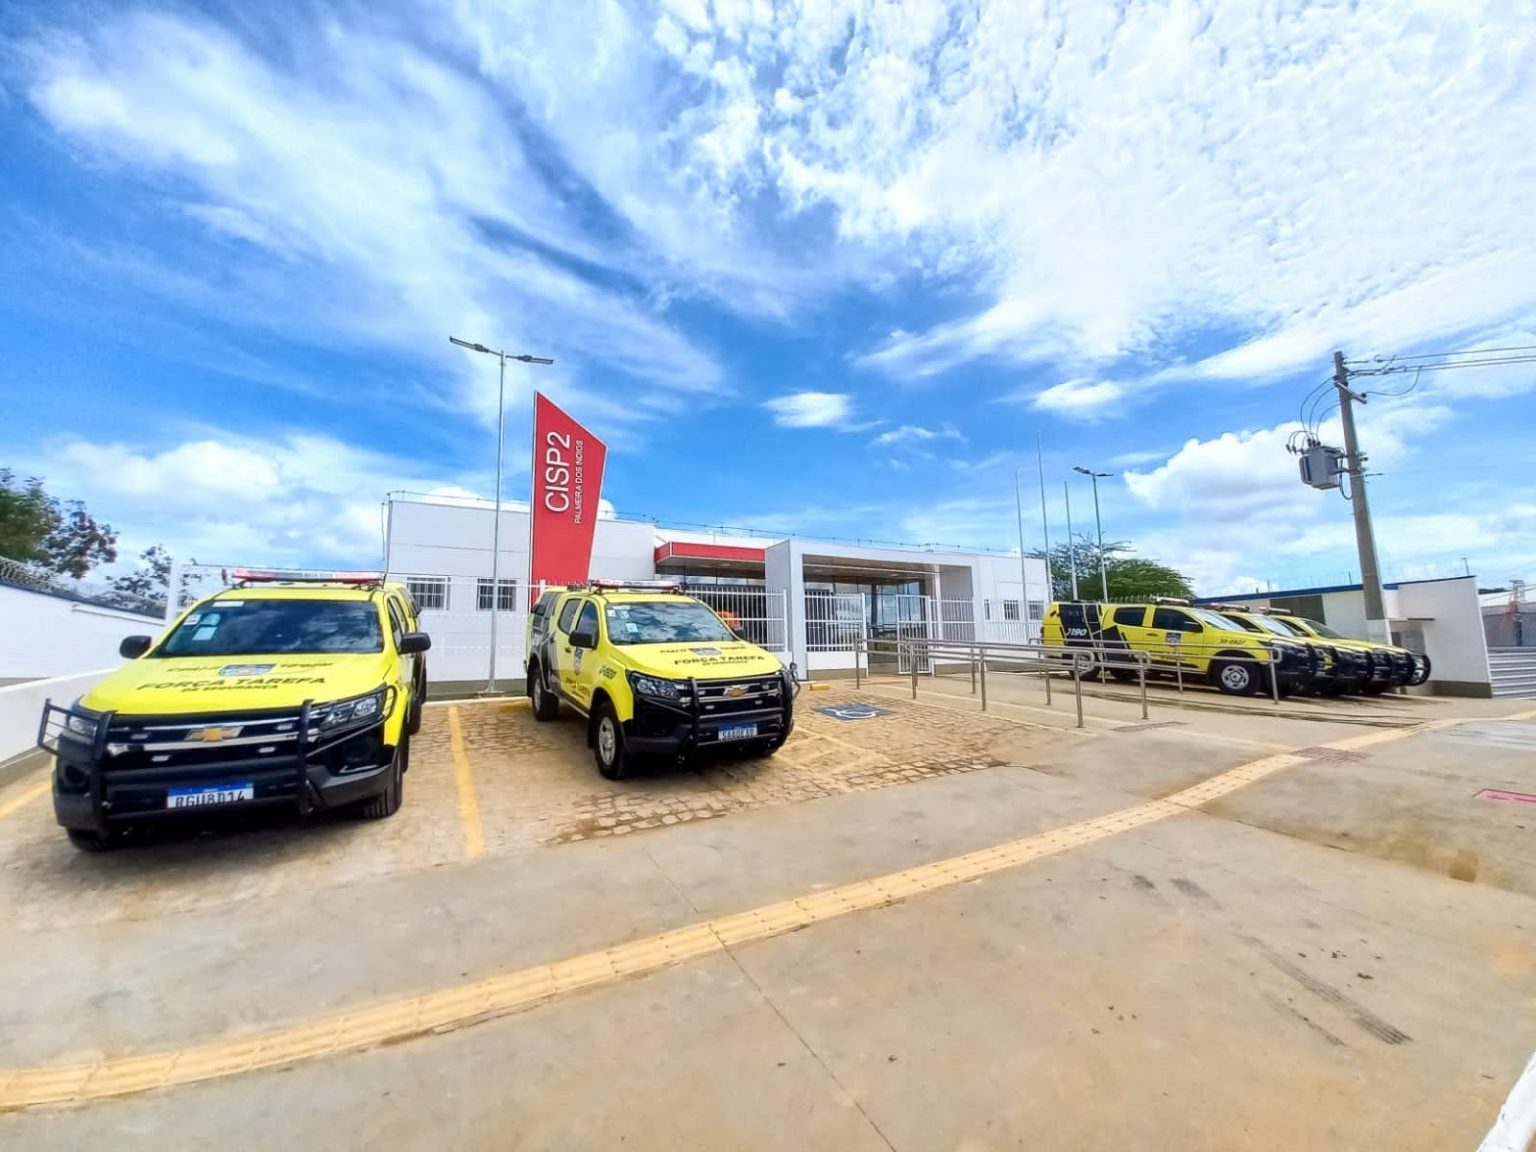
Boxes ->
[382,495,1051,688]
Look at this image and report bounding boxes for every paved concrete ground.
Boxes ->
[0,682,1532,1149]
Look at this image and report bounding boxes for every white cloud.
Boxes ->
[764,391,852,428]
[19,10,723,429]
[598,0,1536,383]
[1031,379,1125,419]
[25,432,467,567]
[871,424,965,447]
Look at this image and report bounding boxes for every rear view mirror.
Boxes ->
[398,631,432,655]
[119,635,152,659]
[570,629,597,650]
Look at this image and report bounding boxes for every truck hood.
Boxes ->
[80,654,391,716]
[619,641,785,680]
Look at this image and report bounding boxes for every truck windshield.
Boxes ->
[1291,617,1344,639]
[156,600,383,656]
[604,601,735,645]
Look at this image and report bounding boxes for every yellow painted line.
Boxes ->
[0,718,1451,1112]
[0,777,49,823]
[446,707,485,860]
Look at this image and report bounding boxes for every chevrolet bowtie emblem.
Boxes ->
[725,685,747,698]
[187,726,242,743]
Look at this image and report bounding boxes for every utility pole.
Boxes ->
[1334,350,1389,643]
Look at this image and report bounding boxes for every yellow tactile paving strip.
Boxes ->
[446,706,485,859]
[0,715,1515,1112]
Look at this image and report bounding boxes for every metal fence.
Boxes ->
[0,554,163,616]
[805,591,868,653]
[684,585,789,655]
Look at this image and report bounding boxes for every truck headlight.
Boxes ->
[313,688,386,732]
[629,673,687,701]
[64,710,99,738]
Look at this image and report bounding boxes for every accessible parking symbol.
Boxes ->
[816,704,892,722]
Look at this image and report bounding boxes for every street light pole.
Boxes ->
[1074,466,1114,600]
[449,336,555,694]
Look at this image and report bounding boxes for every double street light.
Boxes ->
[449,336,555,694]
[1072,466,1114,600]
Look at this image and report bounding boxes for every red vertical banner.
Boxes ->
[530,393,607,586]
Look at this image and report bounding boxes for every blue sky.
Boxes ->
[2,0,1535,594]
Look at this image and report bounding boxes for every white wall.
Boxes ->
[0,584,153,680]
[0,668,116,764]
[1394,576,1490,687]
[384,498,658,684]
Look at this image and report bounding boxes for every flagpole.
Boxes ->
[1063,480,1080,600]
[1014,468,1029,624]
[1035,432,1054,600]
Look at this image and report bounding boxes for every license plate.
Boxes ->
[166,784,255,809]
[717,724,758,742]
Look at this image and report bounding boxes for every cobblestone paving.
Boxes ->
[0,688,1053,928]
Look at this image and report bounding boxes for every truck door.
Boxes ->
[1057,601,1103,670]
[1149,606,1204,673]
[559,599,601,709]
[385,597,416,696]
[552,597,584,703]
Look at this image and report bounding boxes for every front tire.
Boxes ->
[66,828,119,852]
[1211,659,1257,696]
[592,701,629,781]
[529,664,560,721]
[358,738,406,819]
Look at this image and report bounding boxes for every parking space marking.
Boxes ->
[0,715,1500,1112]
[447,707,485,860]
[0,776,49,823]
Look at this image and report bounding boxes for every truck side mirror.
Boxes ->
[119,635,153,659]
[398,632,432,655]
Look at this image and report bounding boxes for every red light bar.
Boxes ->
[230,568,381,585]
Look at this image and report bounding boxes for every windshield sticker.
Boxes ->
[219,664,276,678]
[184,613,202,627]
[192,626,217,641]
[217,600,244,608]
[624,622,639,635]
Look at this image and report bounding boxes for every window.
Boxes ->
[1027,601,1044,622]
[405,576,448,611]
[157,600,383,656]
[575,601,599,640]
[476,578,517,612]
[604,601,734,645]
[1002,600,1021,621]
[1113,606,1146,627]
[385,598,406,648]
[532,590,560,619]
[1152,607,1202,633]
[556,597,582,635]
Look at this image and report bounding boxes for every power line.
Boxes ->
[1349,343,1536,365]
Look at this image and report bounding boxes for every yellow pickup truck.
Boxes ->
[38,572,430,851]
[526,581,794,779]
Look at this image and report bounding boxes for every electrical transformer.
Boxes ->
[1299,444,1346,490]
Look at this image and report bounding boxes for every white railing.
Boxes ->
[684,586,789,654]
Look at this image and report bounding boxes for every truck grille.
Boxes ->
[695,675,784,719]
[100,707,307,775]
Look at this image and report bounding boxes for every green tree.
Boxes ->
[0,469,118,578]
[109,545,199,614]
[1034,539,1193,601]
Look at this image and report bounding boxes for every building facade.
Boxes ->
[383,496,1051,687]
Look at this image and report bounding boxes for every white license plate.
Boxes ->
[717,724,758,742]
[166,784,255,809]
